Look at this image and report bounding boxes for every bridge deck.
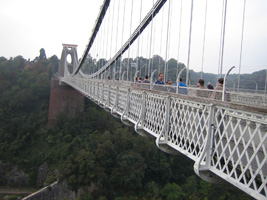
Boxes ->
[61,77,267,199]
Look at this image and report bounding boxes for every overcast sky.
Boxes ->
[0,0,102,60]
[0,0,266,74]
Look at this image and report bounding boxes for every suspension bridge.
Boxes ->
[57,0,266,199]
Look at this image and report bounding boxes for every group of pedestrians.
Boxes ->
[154,73,188,94]
[196,78,230,101]
[152,73,229,101]
[135,75,150,88]
[134,73,229,101]
[136,75,150,84]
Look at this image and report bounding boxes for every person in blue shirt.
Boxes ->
[175,78,188,95]
[174,77,186,86]
[154,73,165,91]
[155,73,164,84]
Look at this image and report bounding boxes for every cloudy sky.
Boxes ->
[0,0,102,60]
[0,0,266,74]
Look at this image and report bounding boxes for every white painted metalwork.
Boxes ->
[58,0,267,198]
[61,76,267,200]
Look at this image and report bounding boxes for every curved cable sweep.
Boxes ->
[60,1,267,198]
[77,0,168,79]
[74,0,111,75]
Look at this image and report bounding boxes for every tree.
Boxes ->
[49,55,59,75]
[160,183,184,200]
[39,48,47,60]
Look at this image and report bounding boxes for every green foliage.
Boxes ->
[143,181,160,199]
[0,53,253,200]
[0,53,55,185]
[5,195,19,200]
[160,183,183,200]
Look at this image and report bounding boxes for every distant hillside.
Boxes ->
[0,52,252,200]
[187,69,266,90]
[116,55,266,91]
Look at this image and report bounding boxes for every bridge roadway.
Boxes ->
[61,77,267,200]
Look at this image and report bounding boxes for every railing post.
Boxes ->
[99,82,105,107]
[111,86,120,118]
[93,81,95,100]
[193,104,222,183]
[104,84,111,111]
[135,91,147,137]
[156,96,170,145]
[89,80,92,97]
[97,82,100,102]
[155,96,179,155]
[121,88,132,126]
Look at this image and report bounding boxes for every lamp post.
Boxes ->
[222,66,235,101]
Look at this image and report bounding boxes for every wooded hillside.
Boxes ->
[0,52,253,199]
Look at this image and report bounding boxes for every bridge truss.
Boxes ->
[59,0,267,199]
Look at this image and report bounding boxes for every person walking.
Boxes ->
[154,73,165,91]
[212,78,230,101]
[155,73,164,84]
[196,79,209,98]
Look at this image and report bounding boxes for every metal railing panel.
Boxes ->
[167,98,211,160]
[128,90,143,124]
[210,106,267,199]
[117,87,128,114]
[143,93,166,138]
[60,77,267,199]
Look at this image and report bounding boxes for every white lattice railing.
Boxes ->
[61,77,267,200]
[133,82,267,107]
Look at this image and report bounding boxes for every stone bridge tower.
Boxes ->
[48,44,84,127]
